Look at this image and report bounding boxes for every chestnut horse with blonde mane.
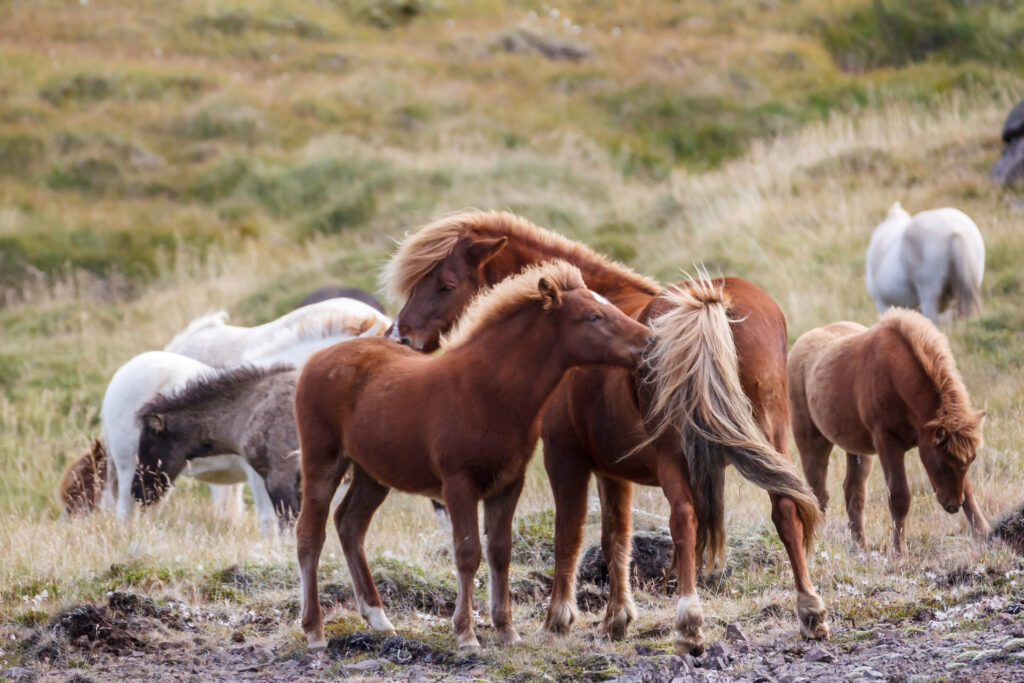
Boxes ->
[789,308,989,557]
[382,211,828,654]
[295,262,653,650]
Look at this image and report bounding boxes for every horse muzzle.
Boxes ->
[944,501,962,514]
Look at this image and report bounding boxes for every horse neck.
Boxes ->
[483,239,658,318]
[442,309,569,427]
[890,349,942,437]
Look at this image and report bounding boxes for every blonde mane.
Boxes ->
[878,308,982,461]
[380,210,660,305]
[440,260,585,350]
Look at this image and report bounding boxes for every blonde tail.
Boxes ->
[949,234,982,319]
[641,277,819,570]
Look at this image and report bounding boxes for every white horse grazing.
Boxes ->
[866,202,984,323]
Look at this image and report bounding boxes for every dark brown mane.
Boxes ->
[138,363,294,418]
[381,210,661,305]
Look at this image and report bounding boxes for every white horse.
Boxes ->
[866,202,984,323]
[100,298,390,530]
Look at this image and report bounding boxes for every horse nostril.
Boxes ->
[944,503,961,514]
[399,336,413,347]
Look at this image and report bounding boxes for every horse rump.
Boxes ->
[58,439,107,516]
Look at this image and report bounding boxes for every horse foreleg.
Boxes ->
[542,447,590,636]
[769,493,830,640]
[961,475,991,538]
[843,453,874,549]
[877,442,911,559]
[597,475,637,640]
[209,483,244,523]
[296,451,346,649]
[656,458,704,656]
[114,456,137,522]
[483,479,525,646]
[335,466,393,633]
[444,478,482,649]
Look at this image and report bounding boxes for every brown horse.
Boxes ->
[58,439,107,517]
[382,211,828,654]
[295,261,653,650]
[788,308,989,557]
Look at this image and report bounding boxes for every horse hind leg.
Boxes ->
[656,457,705,656]
[769,493,830,640]
[597,476,637,640]
[843,452,874,549]
[334,465,393,634]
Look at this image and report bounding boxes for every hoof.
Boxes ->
[797,593,831,641]
[497,626,522,646]
[362,606,396,634]
[598,604,635,640]
[542,600,577,635]
[674,632,705,657]
[305,632,327,650]
[457,633,481,650]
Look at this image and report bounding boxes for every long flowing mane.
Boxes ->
[381,210,660,305]
[138,364,294,418]
[440,260,585,349]
[878,308,982,460]
[165,311,230,352]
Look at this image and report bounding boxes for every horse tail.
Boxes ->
[949,233,982,319]
[641,277,820,570]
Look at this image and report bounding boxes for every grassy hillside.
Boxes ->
[2,0,1024,679]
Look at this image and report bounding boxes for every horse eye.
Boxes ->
[588,313,602,323]
[440,283,455,292]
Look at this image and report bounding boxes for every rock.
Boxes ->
[970,648,1003,664]
[725,622,748,642]
[1003,637,1024,654]
[344,659,383,673]
[230,631,246,643]
[990,613,1015,628]
[945,662,967,672]
[705,641,729,661]
[804,646,834,663]
[0,668,35,682]
[1008,652,1024,666]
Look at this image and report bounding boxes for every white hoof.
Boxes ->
[362,606,396,634]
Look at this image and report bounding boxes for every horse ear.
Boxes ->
[467,237,508,266]
[145,414,165,433]
[976,410,987,423]
[538,277,563,311]
[933,426,948,446]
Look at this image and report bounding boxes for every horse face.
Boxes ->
[552,287,654,368]
[134,413,207,504]
[388,236,507,352]
[918,424,975,514]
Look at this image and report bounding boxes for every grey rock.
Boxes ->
[0,668,35,682]
[725,622,748,642]
[990,613,1015,628]
[344,659,383,673]
[970,648,1003,664]
[1001,637,1024,654]
[804,646,834,663]
[705,641,729,660]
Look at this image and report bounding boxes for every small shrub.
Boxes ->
[0,134,45,175]
[349,0,427,29]
[45,158,122,196]
[39,74,114,106]
[511,509,555,565]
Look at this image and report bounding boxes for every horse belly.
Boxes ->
[805,361,876,456]
[185,454,249,484]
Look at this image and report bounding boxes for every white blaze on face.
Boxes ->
[590,291,613,306]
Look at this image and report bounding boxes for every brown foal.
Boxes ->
[294,261,652,650]
[382,211,828,654]
[789,308,989,557]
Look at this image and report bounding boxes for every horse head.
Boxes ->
[134,412,210,505]
[388,235,508,352]
[918,411,985,514]
[544,283,654,369]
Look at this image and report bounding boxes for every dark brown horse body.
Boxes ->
[58,439,107,516]
[383,211,828,654]
[789,309,988,557]
[295,262,652,650]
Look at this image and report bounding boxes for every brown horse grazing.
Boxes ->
[58,439,107,517]
[789,308,989,557]
[295,262,653,651]
[382,211,828,654]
